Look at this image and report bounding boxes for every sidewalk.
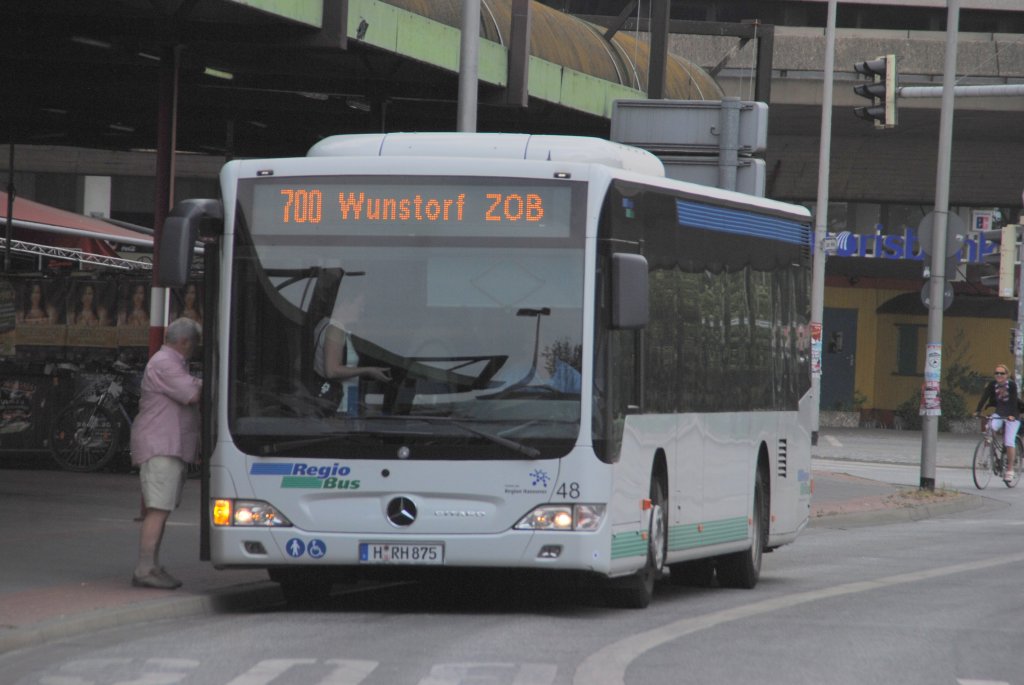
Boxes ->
[0,469,278,655]
[811,426,982,469]
[0,439,988,654]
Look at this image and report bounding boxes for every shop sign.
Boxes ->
[827,226,996,264]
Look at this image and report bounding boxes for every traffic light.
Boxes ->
[853,54,898,128]
[980,224,1021,299]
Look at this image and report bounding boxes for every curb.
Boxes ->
[810,489,999,529]
[0,582,281,656]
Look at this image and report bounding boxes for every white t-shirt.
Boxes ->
[313,317,356,378]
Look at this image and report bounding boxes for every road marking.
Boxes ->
[223,659,378,684]
[574,552,1024,685]
[40,658,199,685]
[321,660,379,684]
[420,663,557,685]
[823,435,843,447]
[224,659,317,685]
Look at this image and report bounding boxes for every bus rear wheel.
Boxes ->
[716,469,766,589]
[604,476,667,609]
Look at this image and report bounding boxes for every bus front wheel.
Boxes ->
[604,476,667,609]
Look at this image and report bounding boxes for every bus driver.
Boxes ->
[312,284,391,413]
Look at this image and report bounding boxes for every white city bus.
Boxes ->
[160,132,813,608]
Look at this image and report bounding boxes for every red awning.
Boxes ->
[0,191,153,259]
[0,192,152,266]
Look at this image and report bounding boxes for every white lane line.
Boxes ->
[823,435,843,447]
[574,552,1024,685]
[224,659,317,685]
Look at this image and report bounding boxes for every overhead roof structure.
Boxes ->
[3,0,721,158]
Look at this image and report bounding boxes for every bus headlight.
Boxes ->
[514,504,605,531]
[212,499,292,527]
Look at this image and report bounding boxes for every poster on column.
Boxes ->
[66,280,117,348]
[169,282,203,325]
[810,322,822,375]
[14,279,67,349]
[0,280,14,356]
[920,381,941,416]
[924,343,941,383]
[117,281,150,348]
[0,377,41,436]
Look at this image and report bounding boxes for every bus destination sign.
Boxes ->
[250,179,573,238]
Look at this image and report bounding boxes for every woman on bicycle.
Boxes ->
[975,364,1020,482]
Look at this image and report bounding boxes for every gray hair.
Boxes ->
[166,317,202,344]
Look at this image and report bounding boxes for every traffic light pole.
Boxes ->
[810,0,836,446]
[457,0,481,132]
[920,0,959,492]
[899,84,1024,99]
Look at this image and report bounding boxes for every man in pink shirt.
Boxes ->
[130,317,202,589]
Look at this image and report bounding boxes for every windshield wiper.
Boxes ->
[284,415,544,459]
[362,415,541,458]
[417,413,544,456]
[450,420,542,459]
[392,416,541,458]
[256,433,374,455]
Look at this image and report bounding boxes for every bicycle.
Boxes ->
[50,359,140,472]
[972,415,1023,490]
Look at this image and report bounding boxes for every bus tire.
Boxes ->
[269,568,333,608]
[604,476,667,609]
[716,468,767,589]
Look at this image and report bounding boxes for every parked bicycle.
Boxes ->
[972,415,1023,489]
[50,359,140,472]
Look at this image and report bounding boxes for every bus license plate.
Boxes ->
[359,542,444,565]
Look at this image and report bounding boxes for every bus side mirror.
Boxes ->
[158,199,223,288]
[611,252,648,330]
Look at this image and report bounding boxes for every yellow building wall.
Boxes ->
[825,285,1012,413]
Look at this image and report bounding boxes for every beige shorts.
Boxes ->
[140,456,188,511]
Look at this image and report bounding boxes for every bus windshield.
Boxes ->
[228,175,586,460]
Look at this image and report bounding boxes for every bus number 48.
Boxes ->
[557,482,580,499]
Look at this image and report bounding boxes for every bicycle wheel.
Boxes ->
[972,438,994,489]
[1006,437,1024,488]
[50,402,123,472]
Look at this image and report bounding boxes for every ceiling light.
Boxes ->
[109,123,135,133]
[71,35,112,49]
[137,51,161,62]
[203,67,234,80]
[346,97,371,112]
